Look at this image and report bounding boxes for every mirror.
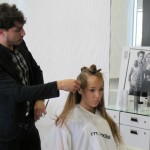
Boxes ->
[109,0,144,105]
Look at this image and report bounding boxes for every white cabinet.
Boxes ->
[120,112,150,130]
[106,109,120,124]
[120,112,150,150]
[106,107,150,150]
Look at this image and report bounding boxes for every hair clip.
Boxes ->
[88,69,101,74]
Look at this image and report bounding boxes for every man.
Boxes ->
[0,3,80,150]
[128,51,145,95]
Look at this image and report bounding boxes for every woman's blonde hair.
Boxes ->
[56,64,123,144]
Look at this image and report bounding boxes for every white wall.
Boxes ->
[1,0,110,149]
[20,0,110,110]
[110,0,134,78]
[109,0,135,106]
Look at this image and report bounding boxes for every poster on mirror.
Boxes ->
[117,47,150,110]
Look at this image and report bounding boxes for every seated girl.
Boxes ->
[53,64,126,150]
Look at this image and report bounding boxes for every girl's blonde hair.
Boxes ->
[56,64,123,144]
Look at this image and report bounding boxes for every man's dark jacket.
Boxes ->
[0,41,59,141]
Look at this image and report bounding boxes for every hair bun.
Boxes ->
[81,64,101,74]
[88,64,101,74]
[81,66,88,72]
[89,64,97,71]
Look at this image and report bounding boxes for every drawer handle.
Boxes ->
[131,117,138,122]
[130,129,138,135]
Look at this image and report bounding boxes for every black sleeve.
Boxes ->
[0,67,59,102]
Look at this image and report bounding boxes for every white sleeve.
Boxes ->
[53,124,71,150]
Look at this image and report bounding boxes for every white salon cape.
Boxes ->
[53,105,127,150]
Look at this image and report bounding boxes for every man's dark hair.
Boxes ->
[0,3,26,30]
[137,51,145,57]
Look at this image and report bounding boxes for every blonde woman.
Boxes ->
[53,65,126,150]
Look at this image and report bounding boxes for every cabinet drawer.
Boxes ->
[120,125,150,150]
[106,109,119,124]
[120,112,150,129]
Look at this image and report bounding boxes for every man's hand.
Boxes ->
[34,100,47,121]
[57,79,81,92]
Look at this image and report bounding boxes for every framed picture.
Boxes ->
[117,46,150,109]
[118,46,150,91]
